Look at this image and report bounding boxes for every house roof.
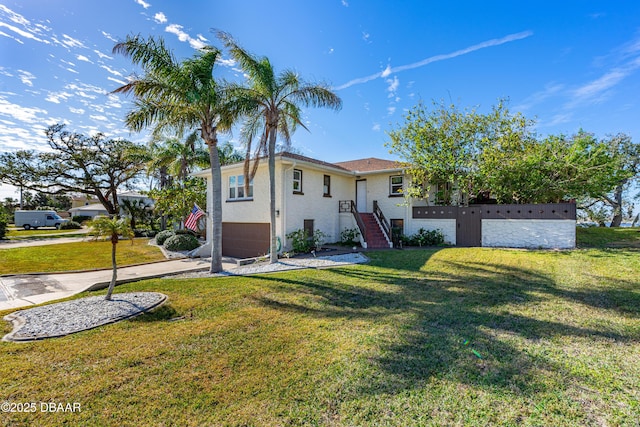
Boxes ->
[68,203,108,213]
[193,152,402,178]
[333,157,402,173]
[278,152,351,172]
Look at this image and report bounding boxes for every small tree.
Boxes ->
[89,216,134,301]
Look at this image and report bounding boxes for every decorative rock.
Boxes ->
[3,292,167,342]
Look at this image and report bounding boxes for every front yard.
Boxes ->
[1,244,638,426]
[0,239,166,274]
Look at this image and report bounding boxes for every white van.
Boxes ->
[14,210,69,230]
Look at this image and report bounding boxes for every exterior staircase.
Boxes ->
[359,213,392,249]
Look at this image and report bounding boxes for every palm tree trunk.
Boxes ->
[268,125,278,264]
[105,240,117,301]
[206,134,224,273]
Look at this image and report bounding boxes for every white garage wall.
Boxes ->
[482,219,576,249]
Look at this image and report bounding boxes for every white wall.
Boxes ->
[282,163,353,249]
[407,219,456,245]
[482,219,576,249]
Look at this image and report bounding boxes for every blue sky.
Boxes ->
[1,1,640,200]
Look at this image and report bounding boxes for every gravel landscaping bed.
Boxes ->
[175,252,369,278]
[2,292,167,342]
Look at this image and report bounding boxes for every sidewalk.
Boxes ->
[0,258,231,312]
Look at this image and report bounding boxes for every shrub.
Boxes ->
[0,211,7,239]
[402,228,445,247]
[164,234,200,251]
[72,215,92,224]
[60,221,82,230]
[155,230,175,246]
[340,228,361,246]
[286,229,329,254]
[134,229,157,238]
[175,229,197,236]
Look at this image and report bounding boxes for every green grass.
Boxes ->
[1,245,638,426]
[577,226,640,248]
[0,239,166,274]
[3,226,87,240]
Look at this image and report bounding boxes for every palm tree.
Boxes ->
[89,216,134,301]
[218,32,342,263]
[113,35,235,273]
[147,130,211,184]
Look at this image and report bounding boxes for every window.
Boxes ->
[228,175,253,200]
[389,175,403,196]
[293,169,303,194]
[435,182,452,205]
[323,175,331,197]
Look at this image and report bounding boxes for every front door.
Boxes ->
[356,180,367,212]
[456,207,482,246]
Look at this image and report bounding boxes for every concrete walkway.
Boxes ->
[0,258,233,311]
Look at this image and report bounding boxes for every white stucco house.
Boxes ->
[193,152,576,258]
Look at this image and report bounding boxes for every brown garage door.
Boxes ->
[222,222,270,258]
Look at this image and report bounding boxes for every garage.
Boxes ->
[222,222,270,258]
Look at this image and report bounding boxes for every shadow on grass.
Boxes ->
[130,304,179,322]
[251,248,640,397]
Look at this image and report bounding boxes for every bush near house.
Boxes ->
[60,221,82,230]
[0,211,7,239]
[155,230,175,246]
[286,229,328,254]
[401,228,445,247]
[72,215,93,224]
[339,228,361,246]
[164,234,200,251]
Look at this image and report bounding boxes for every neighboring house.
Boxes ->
[193,152,576,258]
[68,203,108,218]
[68,191,154,219]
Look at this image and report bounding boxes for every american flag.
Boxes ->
[185,204,205,231]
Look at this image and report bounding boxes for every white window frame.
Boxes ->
[228,175,253,200]
[293,169,303,193]
[389,175,403,195]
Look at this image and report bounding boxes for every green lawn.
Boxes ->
[0,239,166,274]
[576,226,640,248]
[1,245,638,426]
[4,226,87,240]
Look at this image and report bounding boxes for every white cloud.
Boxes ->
[165,24,206,49]
[45,91,72,104]
[76,54,92,63]
[0,20,49,44]
[100,64,123,77]
[381,64,392,78]
[372,123,381,132]
[135,0,151,9]
[514,82,564,111]
[94,49,112,60]
[107,76,127,86]
[387,106,396,116]
[386,75,399,97]
[17,70,35,87]
[154,12,167,24]
[217,57,236,67]
[342,0,349,6]
[69,107,85,114]
[0,97,48,124]
[101,31,118,43]
[50,34,86,50]
[362,32,371,43]
[335,31,533,90]
[90,114,109,122]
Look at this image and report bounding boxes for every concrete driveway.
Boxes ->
[0,258,232,311]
